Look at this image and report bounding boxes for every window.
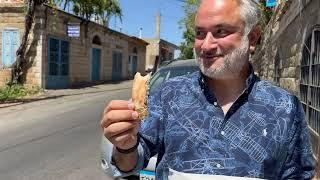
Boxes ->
[92,35,101,45]
[133,47,138,54]
[2,29,20,67]
[112,51,123,74]
[300,27,320,157]
[274,51,281,85]
[169,52,173,60]
[48,38,69,76]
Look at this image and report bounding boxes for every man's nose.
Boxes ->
[201,32,218,52]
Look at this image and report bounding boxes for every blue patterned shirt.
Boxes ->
[110,71,316,179]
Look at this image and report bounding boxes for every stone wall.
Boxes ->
[0,3,43,87]
[252,0,320,157]
[0,4,25,68]
[144,38,160,71]
[252,0,320,96]
[0,69,10,86]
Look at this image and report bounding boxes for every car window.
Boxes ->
[149,70,169,94]
[149,66,199,95]
[168,67,198,79]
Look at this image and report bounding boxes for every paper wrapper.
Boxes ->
[132,72,150,119]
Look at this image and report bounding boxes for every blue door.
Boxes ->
[112,51,122,81]
[47,38,70,89]
[92,48,101,81]
[2,29,20,67]
[132,55,138,76]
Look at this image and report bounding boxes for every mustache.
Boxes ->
[199,50,224,57]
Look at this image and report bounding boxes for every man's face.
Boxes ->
[194,0,250,79]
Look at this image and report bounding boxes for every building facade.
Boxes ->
[252,0,320,157]
[143,38,178,71]
[0,2,148,88]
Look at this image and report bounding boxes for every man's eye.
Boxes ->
[196,30,206,39]
[215,29,229,37]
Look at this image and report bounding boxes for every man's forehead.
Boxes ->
[197,0,242,19]
[199,0,240,9]
[196,0,244,29]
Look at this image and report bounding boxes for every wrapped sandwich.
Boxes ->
[132,72,151,119]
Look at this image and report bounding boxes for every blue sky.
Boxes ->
[109,0,186,54]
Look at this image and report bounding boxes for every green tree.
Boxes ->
[71,0,122,25]
[178,0,200,59]
[11,0,53,85]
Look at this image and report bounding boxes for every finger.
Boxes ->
[132,121,141,135]
[104,121,139,139]
[103,100,132,114]
[101,110,139,128]
[110,128,137,145]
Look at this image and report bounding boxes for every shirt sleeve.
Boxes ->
[279,96,316,179]
[139,87,165,168]
[100,136,146,177]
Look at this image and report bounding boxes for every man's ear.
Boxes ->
[248,25,262,53]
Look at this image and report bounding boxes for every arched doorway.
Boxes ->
[128,47,138,78]
[91,35,102,81]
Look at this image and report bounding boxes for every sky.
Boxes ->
[108,0,186,57]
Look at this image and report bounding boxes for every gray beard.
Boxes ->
[195,37,250,80]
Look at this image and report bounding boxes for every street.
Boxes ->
[0,82,131,180]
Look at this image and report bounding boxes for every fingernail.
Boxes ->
[128,102,135,110]
[132,111,139,119]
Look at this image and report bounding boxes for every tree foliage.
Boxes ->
[178,0,200,60]
[56,0,122,26]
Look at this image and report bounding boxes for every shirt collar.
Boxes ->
[198,63,258,102]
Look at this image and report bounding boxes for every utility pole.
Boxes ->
[156,11,161,39]
[139,27,143,38]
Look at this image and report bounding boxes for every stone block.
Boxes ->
[290,43,297,55]
[280,78,298,92]
[282,67,297,78]
[288,52,302,67]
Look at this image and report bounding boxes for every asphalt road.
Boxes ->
[0,86,131,180]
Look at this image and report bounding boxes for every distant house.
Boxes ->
[0,1,148,89]
[143,38,179,71]
[142,12,179,72]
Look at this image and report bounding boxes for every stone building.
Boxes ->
[0,1,148,88]
[252,0,320,156]
[144,38,179,71]
[143,13,179,71]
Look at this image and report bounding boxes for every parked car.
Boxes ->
[149,59,199,95]
[101,59,199,180]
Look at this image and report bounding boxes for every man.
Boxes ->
[100,0,316,179]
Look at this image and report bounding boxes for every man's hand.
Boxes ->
[101,100,141,150]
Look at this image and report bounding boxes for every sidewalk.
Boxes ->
[0,80,133,109]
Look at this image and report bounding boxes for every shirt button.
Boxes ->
[221,131,225,136]
[216,163,222,168]
[213,102,218,106]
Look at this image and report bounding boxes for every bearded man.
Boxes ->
[100,0,316,179]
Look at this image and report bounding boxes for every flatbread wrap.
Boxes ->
[132,72,150,119]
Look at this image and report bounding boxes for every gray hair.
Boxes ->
[238,0,262,34]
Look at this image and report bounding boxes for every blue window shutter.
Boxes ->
[2,31,11,67]
[48,38,60,76]
[60,40,69,76]
[2,30,20,67]
[11,31,20,65]
[2,30,17,67]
